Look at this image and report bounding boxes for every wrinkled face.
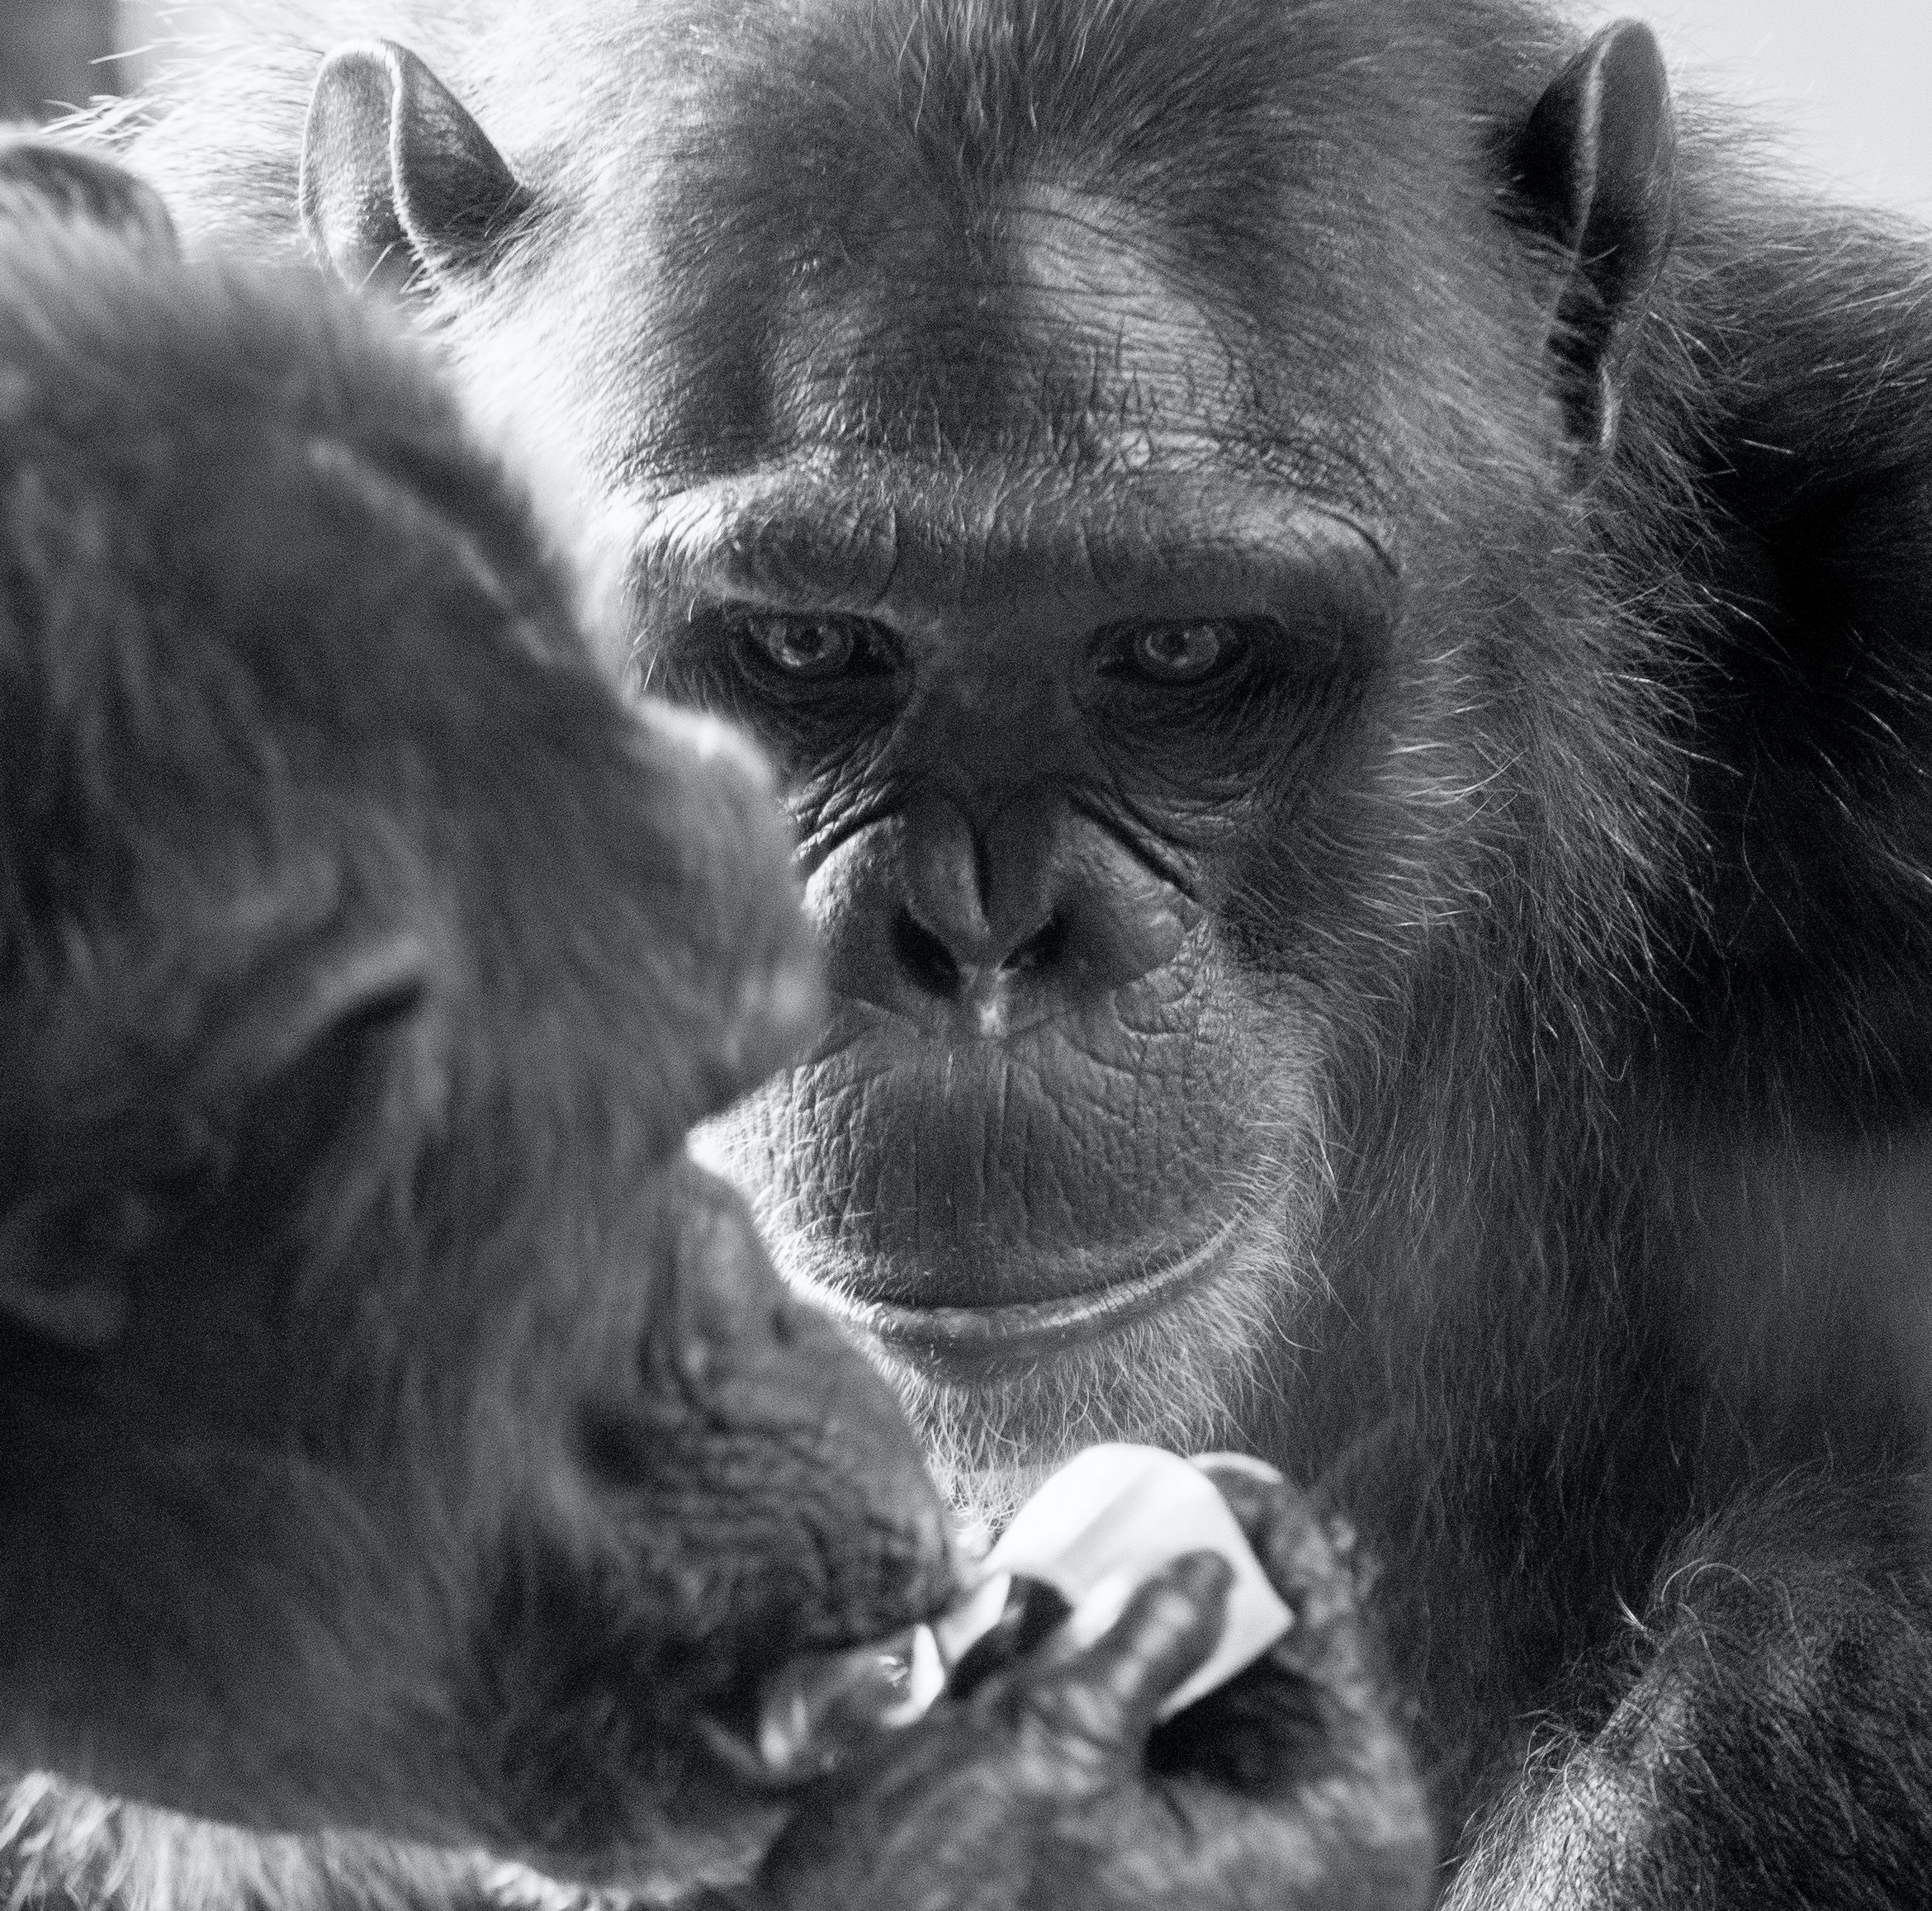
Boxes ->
[579,173,1465,1505]
[469,19,1573,1517]
[639,386,1398,1502]
[0,243,949,1894]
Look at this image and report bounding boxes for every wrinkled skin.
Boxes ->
[0,141,950,1906]
[99,0,1932,1901]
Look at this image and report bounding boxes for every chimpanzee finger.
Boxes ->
[1017,1550,1233,1773]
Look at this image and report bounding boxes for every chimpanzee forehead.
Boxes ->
[558,0,1547,513]
[603,150,1409,511]
[763,182,1279,473]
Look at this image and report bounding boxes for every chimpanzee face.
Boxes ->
[531,17,1576,1502]
[297,0,1675,1521]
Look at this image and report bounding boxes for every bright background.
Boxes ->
[3,3,1931,220]
[1587,0,1932,219]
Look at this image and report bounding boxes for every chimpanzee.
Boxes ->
[0,135,958,1904]
[101,0,1932,1901]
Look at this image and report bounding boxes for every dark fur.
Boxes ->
[87,2,1932,1904]
[0,154,949,1908]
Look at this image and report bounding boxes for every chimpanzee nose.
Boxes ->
[894,796,1058,994]
[820,789,1192,1028]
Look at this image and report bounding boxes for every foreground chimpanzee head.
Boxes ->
[0,136,949,1895]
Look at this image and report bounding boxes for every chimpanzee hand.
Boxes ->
[755,1470,1436,1911]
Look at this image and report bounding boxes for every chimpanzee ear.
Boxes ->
[183,924,440,1110]
[0,926,440,1356]
[300,40,532,299]
[0,135,178,254]
[1513,21,1675,479]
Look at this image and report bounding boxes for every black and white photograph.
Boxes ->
[5,2,1932,1906]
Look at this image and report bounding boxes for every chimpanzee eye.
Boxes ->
[730,611,895,681]
[1109,620,1252,686]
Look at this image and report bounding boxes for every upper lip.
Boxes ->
[803,1215,1241,1368]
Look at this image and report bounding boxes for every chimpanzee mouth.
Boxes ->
[698,1618,949,1794]
[807,1215,1243,1371]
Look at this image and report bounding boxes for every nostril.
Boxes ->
[893,908,963,998]
[999,912,1067,977]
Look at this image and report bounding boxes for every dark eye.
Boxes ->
[1110,620,1251,685]
[732,611,894,682]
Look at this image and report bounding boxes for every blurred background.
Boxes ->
[2,0,1930,220]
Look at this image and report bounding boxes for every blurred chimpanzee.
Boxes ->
[0,134,964,1905]
[102,0,1932,1901]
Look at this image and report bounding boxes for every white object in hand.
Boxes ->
[753,1444,1296,1776]
[935,1443,1295,1719]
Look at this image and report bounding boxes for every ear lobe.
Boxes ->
[1513,21,1675,478]
[300,40,532,298]
[0,134,178,255]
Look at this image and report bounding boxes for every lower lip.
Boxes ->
[805,1217,1241,1369]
